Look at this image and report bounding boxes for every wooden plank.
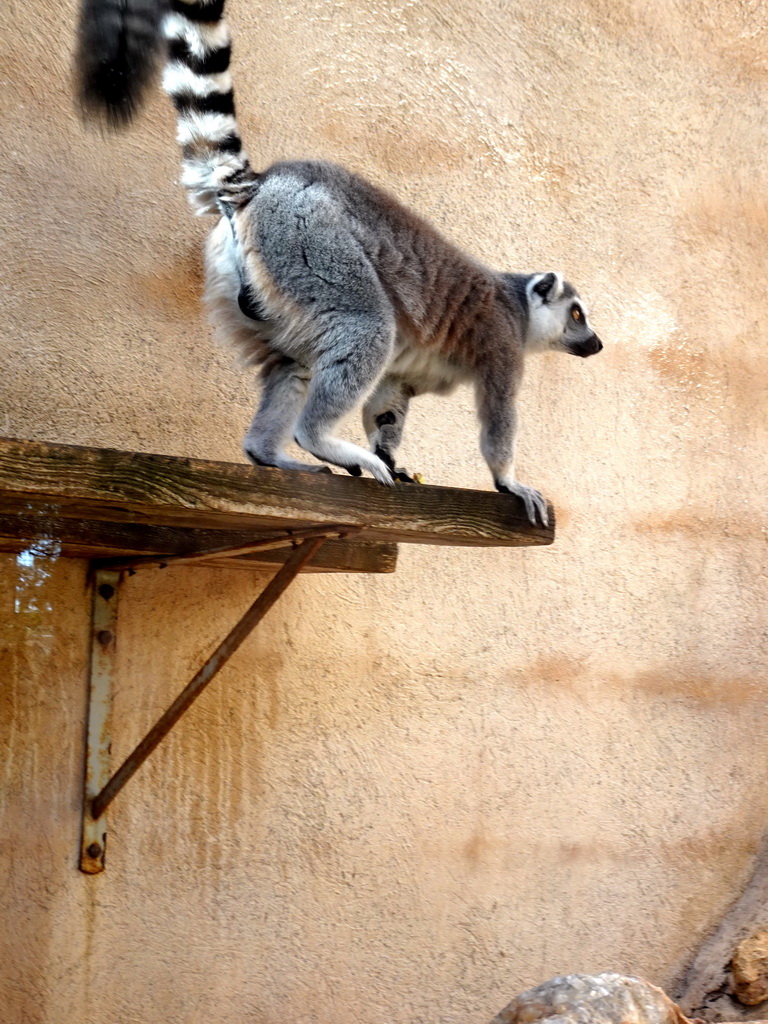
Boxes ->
[0,437,554,548]
[0,513,397,574]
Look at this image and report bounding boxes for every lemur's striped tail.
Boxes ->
[162,0,257,215]
[76,0,257,214]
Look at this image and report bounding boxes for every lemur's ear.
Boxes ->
[530,272,564,303]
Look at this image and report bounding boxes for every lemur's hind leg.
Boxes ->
[293,311,396,484]
[362,376,417,482]
[256,176,397,483]
[244,356,331,474]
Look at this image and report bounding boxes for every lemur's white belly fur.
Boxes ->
[388,341,468,395]
[203,217,271,368]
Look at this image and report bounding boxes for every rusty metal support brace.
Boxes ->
[79,535,326,873]
[98,524,358,573]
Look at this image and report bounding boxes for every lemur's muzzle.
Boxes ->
[573,334,603,358]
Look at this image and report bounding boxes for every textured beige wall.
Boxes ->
[2,0,768,1022]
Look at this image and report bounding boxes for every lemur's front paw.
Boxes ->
[495,479,549,527]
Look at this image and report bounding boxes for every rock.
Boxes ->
[732,932,768,1006]
[490,973,696,1024]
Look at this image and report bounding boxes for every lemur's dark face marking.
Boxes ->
[563,303,603,358]
[524,273,603,359]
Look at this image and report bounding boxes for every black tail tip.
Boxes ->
[74,0,169,130]
[77,69,148,130]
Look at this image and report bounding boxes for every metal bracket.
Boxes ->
[79,528,349,873]
[80,570,120,873]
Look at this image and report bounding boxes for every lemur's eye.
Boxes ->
[571,307,582,322]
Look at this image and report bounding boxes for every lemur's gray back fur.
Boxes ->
[75,0,603,526]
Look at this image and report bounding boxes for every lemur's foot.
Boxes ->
[244,447,333,475]
[344,462,396,483]
[372,446,421,483]
[495,479,549,527]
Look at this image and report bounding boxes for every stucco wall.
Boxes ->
[2,1,768,1022]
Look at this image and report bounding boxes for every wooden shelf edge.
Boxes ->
[0,437,555,554]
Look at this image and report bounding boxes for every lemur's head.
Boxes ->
[523,272,603,358]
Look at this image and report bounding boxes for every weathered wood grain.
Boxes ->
[0,437,555,550]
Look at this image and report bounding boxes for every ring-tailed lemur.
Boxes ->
[75,0,603,526]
